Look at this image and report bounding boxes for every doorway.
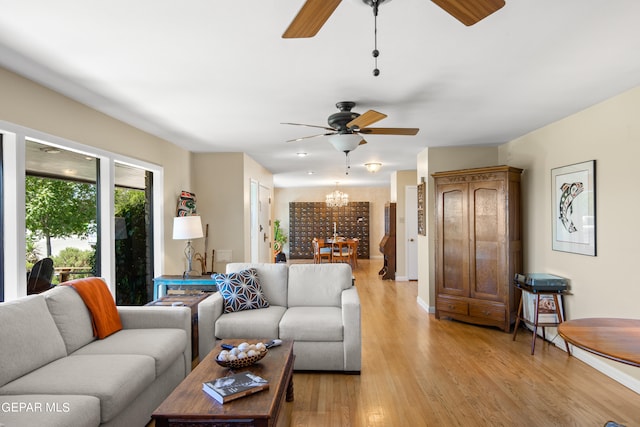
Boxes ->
[405,185,418,280]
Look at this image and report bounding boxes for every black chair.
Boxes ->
[27,257,55,294]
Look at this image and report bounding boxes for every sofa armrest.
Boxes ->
[118,306,192,373]
[197,293,224,360]
[341,287,361,372]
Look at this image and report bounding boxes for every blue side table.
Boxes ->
[153,275,217,300]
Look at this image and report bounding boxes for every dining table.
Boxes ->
[558,318,640,367]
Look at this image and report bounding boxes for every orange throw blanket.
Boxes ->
[63,277,123,339]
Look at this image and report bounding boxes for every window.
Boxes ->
[26,140,98,284]
[0,125,163,301]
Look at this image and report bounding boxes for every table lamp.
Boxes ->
[173,215,204,278]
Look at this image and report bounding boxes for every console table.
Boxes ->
[558,318,640,367]
[153,275,217,300]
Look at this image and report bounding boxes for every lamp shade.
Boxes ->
[173,216,204,240]
[328,133,363,153]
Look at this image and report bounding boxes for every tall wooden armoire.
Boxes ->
[433,166,523,332]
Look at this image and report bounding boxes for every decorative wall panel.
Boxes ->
[289,202,370,259]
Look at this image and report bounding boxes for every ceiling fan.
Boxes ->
[282,0,506,39]
[282,101,419,156]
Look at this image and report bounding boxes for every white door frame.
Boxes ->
[405,185,419,280]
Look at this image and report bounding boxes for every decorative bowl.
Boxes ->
[215,348,268,369]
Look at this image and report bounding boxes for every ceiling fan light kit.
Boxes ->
[283,101,420,171]
[328,133,363,154]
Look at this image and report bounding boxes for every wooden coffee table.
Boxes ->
[152,339,294,427]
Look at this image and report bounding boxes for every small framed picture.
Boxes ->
[551,160,596,256]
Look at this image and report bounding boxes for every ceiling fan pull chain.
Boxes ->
[345,152,351,175]
[372,0,380,76]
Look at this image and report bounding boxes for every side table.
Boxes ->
[512,282,570,355]
[146,293,212,362]
[153,275,217,300]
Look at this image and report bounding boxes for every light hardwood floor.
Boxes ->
[280,259,639,427]
[149,259,639,427]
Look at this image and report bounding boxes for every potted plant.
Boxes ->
[273,219,288,262]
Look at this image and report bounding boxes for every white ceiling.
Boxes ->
[1,0,640,188]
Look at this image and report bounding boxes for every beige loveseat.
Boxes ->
[198,263,361,372]
[0,280,191,427]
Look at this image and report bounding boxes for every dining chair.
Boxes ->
[331,240,351,264]
[313,238,332,263]
[348,238,359,269]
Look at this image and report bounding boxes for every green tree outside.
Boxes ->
[25,176,96,257]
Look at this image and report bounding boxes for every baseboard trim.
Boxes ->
[416,296,435,314]
[559,344,640,394]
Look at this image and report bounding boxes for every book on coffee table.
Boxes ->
[202,372,269,404]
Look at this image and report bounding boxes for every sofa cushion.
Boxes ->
[226,263,288,307]
[71,328,187,376]
[63,277,123,339]
[213,268,270,313]
[0,394,101,427]
[0,354,155,424]
[0,295,67,388]
[279,306,344,341]
[288,263,352,307]
[43,285,96,354]
[215,305,287,339]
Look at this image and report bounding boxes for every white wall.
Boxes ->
[417,86,640,392]
[0,66,191,289]
[499,85,640,390]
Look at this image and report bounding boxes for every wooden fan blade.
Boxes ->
[286,132,336,143]
[359,139,368,145]
[281,122,335,131]
[431,0,505,26]
[346,110,387,130]
[358,127,420,135]
[282,0,342,38]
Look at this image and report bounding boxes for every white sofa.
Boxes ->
[0,280,192,427]
[198,263,361,373]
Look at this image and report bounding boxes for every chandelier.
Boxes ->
[326,184,349,208]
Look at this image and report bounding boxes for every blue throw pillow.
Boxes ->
[213,268,270,313]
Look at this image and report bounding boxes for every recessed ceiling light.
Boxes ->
[297,152,308,157]
[307,170,315,175]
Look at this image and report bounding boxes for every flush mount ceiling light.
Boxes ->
[365,162,382,173]
[296,152,308,157]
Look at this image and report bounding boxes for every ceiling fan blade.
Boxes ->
[286,132,336,143]
[431,0,505,26]
[282,0,342,38]
[359,139,368,145]
[346,110,387,130]
[281,122,335,131]
[358,127,420,135]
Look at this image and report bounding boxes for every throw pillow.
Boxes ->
[213,269,270,313]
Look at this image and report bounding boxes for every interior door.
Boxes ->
[405,185,418,280]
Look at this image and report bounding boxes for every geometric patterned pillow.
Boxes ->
[212,268,270,313]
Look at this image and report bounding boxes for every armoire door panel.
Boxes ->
[438,185,469,295]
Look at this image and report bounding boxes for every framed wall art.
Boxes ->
[551,160,596,256]
[417,180,426,236]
